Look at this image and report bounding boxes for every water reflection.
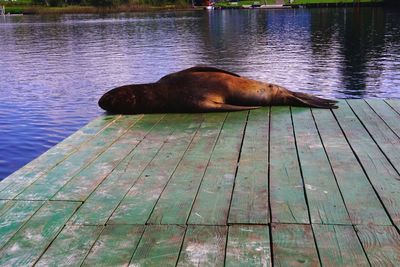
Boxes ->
[0,8,400,180]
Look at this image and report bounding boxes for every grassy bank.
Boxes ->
[288,0,383,4]
[0,3,195,14]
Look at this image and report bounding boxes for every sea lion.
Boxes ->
[98,66,337,114]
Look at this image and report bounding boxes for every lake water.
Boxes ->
[0,7,400,180]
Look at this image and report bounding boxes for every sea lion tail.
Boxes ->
[286,91,338,109]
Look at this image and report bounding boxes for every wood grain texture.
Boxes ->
[228,108,269,225]
[0,201,80,266]
[366,99,400,137]
[187,111,247,225]
[108,114,203,225]
[13,115,142,201]
[385,99,400,114]
[312,107,390,225]
[356,225,400,266]
[269,106,309,224]
[0,115,119,195]
[35,225,103,267]
[69,114,179,225]
[177,225,227,267]
[292,107,351,225]
[226,225,271,267]
[52,114,163,201]
[272,223,320,267]
[148,113,228,225]
[129,225,186,267]
[333,100,400,226]
[347,99,400,174]
[0,200,44,248]
[82,225,144,267]
[313,224,369,266]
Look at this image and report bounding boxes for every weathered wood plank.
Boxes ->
[0,201,80,266]
[356,225,400,266]
[272,223,320,267]
[148,113,229,225]
[35,225,103,267]
[177,225,227,267]
[227,108,269,225]
[52,114,164,201]
[313,224,369,266]
[0,115,119,193]
[12,115,142,200]
[108,114,203,225]
[347,99,400,174]
[69,114,181,225]
[225,225,271,267]
[292,107,351,225]
[311,107,391,225]
[0,200,44,248]
[385,99,400,115]
[269,106,309,224]
[186,112,248,225]
[333,100,400,227]
[82,225,144,267]
[129,225,186,267]
[366,99,400,137]
[0,199,17,216]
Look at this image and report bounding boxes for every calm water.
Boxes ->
[0,7,400,180]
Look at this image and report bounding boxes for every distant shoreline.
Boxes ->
[1,1,396,16]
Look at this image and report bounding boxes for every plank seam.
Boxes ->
[144,116,206,225]
[365,99,400,139]
[332,102,400,231]
[185,113,229,225]
[225,110,250,223]
[384,99,400,116]
[0,115,121,196]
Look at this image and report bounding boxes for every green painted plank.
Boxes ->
[272,223,320,267]
[147,112,231,225]
[292,107,351,225]
[312,106,391,225]
[225,225,271,267]
[0,115,119,193]
[177,225,227,266]
[366,99,400,137]
[35,225,103,267]
[82,225,144,267]
[0,200,17,216]
[356,225,400,266]
[333,101,400,226]
[129,225,186,267]
[385,99,400,114]
[108,114,204,225]
[0,200,44,248]
[269,106,309,224]
[12,115,142,200]
[313,224,369,266]
[69,114,181,225]
[186,112,248,225]
[347,99,400,174]
[52,114,164,201]
[227,109,269,225]
[0,201,80,266]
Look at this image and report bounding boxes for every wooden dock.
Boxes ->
[0,99,400,266]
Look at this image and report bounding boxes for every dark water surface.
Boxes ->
[1,7,400,180]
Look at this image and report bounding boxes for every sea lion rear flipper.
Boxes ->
[200,100,260,112]
[180,66,241,77]
[288,91,338,109]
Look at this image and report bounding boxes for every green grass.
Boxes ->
[215,0,276,8]
[287,0,383,4]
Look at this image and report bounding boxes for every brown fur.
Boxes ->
[99,66,337,114]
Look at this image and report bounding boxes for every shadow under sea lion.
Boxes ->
[98,66,338,114]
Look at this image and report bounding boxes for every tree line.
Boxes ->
[32,0,188,7]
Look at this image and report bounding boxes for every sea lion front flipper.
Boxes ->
[199,100,261,112]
